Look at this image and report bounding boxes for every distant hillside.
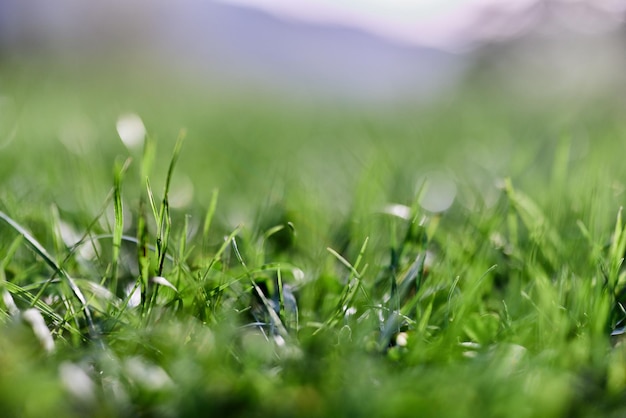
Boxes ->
[0,0,466,102]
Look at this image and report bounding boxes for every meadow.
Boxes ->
[1,66,626,417]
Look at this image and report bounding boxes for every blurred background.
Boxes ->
[2,0,625,102]
[1,0,626,253]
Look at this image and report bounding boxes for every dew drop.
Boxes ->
[116,113,146,150]
[418,170,457,213]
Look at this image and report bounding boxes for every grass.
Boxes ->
[1,69,626,417]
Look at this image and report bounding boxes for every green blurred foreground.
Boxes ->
[2,71,626,417]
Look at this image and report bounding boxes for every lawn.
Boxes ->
[1,67,626,417]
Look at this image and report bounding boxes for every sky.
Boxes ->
[219,0,536,48]
[220,0,626,49]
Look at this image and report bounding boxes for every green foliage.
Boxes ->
[1,72,626,417]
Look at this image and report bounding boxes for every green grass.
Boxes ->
[2,69,626,417]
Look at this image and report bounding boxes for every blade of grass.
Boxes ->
[504,178,563,269]
[145,178,160,226]
[203,188,219,247]
[156,129,186,278]
[0,210,98,342]
[202,225,243,280]
[277,267,285,326]
[137,133,157,314]
[176,214,191,288]
[111,157,132,296]
[317,238,370,334]
[137,189,150,314]
[231,236,289,339]
[609,207,626,290]
[0,235,24,317]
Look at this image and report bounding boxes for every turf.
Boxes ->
[1,68,626,417]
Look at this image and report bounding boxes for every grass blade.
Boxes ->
[232,236,289,339]
[112,157,132,294]
[0,210,99,342]
[156,129,186,277]
[203,188,219,250]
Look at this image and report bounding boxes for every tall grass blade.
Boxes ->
[156,129,186,277]
[202,188,219,262]
[112,157,132,294]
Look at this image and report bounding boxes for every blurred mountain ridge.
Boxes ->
[0,0,464,101]
[1,0,625,102]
